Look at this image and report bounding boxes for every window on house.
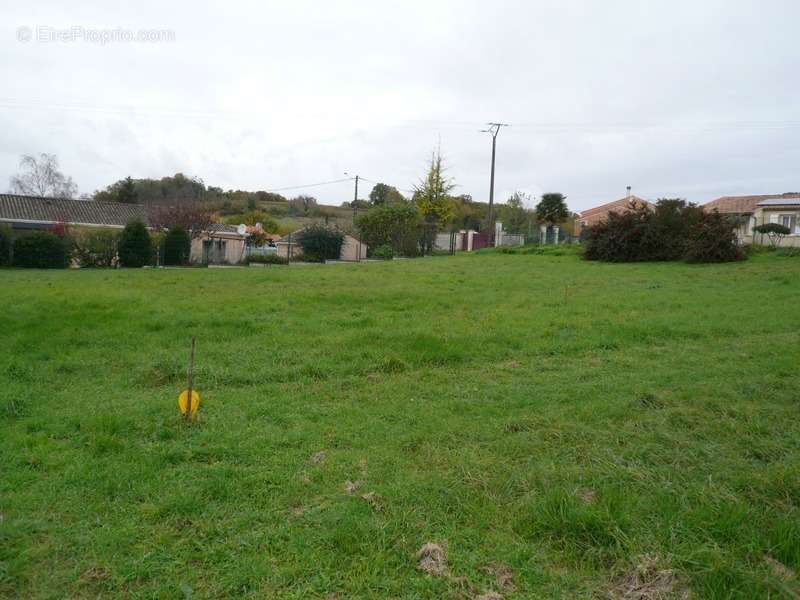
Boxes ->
[202,239,228,263]
[780,215,797,233]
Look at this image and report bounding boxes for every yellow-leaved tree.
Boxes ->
[413,150,456,229]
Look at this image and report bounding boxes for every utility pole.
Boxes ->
[344,172,359,216]
[481,122,509,238]
[345,172,361,261]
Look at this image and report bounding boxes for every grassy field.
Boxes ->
[1,249,799,599]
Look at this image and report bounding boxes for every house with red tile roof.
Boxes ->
[703,193,800,247]
[574,194,654,237]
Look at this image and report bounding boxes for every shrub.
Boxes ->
[0,225,11,266]
[684,211,745,263]
[118,219,152,268]
[498,244,580,256]
[356,203,424,257]
[371,244,394,260]
[73,229,119,267]
[295,225,344,261]
[248,253,287,265]
[754,223,791,247]
[583,203,655,262]
[12,231,69,268]
[584,200,742,264]
[163,226,191,266]
[647,199,704,260]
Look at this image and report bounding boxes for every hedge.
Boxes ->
[295,225,344,261]
[73,229,119,267]
[12,231,69,268]
[0,226,11,266]
[163,227,191,266]
[118,219,152,267]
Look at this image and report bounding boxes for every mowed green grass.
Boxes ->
[1,250,799,599]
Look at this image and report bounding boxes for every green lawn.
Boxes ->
[1,250,799,599]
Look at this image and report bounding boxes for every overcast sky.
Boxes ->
[2,0,799,212]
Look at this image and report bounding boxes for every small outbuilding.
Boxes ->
[275,229,368,261]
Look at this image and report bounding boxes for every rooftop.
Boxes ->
[756,198,800,207]
[0,194,241,235]
[0,193,147,227]
[578,195,654,218]
[704,193,800,213]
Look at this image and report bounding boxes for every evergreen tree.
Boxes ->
[413,150,455,228]
[117,176,138,203]
[163,226,191,265]
[118,219,152,267]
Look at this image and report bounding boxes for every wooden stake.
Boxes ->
[186,337,195,422]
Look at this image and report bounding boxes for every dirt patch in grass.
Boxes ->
[310,450,326,464]
[416,542,448,577]
[361,491,384,512]
[475,593,503,600]
[344,480,363,495]
[606,555,689,599]
[482,563,515,592]
[575,488,596,505]
[80,566,110,582]
[765,555,795,581]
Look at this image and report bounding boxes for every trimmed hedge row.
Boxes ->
[0,226,11,266]
[12,232,70,268]
[1,219,167,268]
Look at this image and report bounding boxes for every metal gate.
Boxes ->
[471,232,494,250]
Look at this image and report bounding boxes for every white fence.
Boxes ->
[496,232,525,247]
[434,233,454,251]
[246,245,278,257]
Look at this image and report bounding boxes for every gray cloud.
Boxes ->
[2,0,799,210]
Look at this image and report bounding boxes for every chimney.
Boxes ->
[626,185,632,200]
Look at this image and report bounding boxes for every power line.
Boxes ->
[348,176,416,196]
[264,177,354,192]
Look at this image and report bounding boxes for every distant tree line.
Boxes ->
[6,153,577,257]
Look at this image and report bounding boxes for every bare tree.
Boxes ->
[288,195,318,216]
[9,154,79,199]
[148,202,216,239]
